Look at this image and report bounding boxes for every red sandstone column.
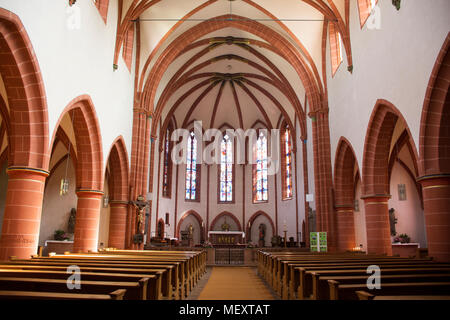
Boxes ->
[73,190,103,253]
[108,201,128,249]
[419,176,450,262]
[363,196,392,255]
[335,206,356,252]
[0,168,48,261]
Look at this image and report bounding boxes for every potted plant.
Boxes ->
[54,230,70,241]
[398,233,411,244]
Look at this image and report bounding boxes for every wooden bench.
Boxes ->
[329,281,450,300]
[356,290,450,300]
[0,289,126,300]
[292,262,450,300]
[49,253,192,298]
[0,263,166,299]
[0,277,148,300]
[0,269,160,300]
[312,272,450,300]
[20,257,182,299]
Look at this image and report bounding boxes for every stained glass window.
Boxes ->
[185,131,198,200]
[162,126,172,198]
[220,134,233,202]
[254,131,268,202]
[282,124,293,199]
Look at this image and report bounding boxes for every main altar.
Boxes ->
[208,231,245,246]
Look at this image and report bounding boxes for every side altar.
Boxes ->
[208,231,245,246]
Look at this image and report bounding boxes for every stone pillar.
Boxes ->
[73,190,103,253]
[0,168,48,261]
[335,205,356,252]
[363,196,392,255]
[418,175,450,262]
[108,201,128,249]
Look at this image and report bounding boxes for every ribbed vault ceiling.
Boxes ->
[117,0,350,136]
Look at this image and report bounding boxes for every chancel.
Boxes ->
[0,0,449,302]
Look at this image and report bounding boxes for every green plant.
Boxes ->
[398,233,411,243]
[54,229,70,241]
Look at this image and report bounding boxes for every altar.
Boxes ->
[208,231,245,245]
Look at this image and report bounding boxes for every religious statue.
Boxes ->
[389,208,398,236]
[221,219,230,231]
[188,224,194,239]
[130,195,149,235]
[258,223,266,247]
[68,208,76,234]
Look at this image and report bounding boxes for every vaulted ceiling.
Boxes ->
[114,0,352,137]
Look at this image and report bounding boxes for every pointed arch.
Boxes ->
[176,210,204,241]
[0,8,49,170]
[106,136,129,202]
[210,211,242,231]
[50,95,104,191]
[246,210,275,242]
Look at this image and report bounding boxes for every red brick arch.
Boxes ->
[0,8,49,260]
[0,8,49,170]
[50,95,104,253]
[418,33,450,262]
[245,211,275,244]
[106,136,129,202]
[420,33,450,177]
[333,137,359,251]
[50,95,104,191]
[144,14,322,122]
[361,99,418,255]
[210,211,242,232]
[362,99,418,197]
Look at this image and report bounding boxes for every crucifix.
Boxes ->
[129,195,150,238]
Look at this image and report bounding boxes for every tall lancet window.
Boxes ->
[253,131,268,202]
[185,130,199,201]
[162,125,173,198]
[281,123,293,200]
[219,134,233,202]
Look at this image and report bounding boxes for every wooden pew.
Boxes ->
[19,257,181,300]
[292,262,450,300]
[51,253,192,298]
[356,291,450,300]
[0,269,160,300]
[281,258,435,299]
[328,281,450,300]
[297,266,450,300]
[0,264,166,299]
[0,277,148,300]
[312,272,450,300]
[0,289,126,300]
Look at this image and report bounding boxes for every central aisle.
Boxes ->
[196,267,276,300]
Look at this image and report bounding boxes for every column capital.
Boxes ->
[334,204,354,212]
[417,174,450,187]
[7,166,49,178]
[109,200,129,207]
[360,194,391,201]
[76,189,104,197]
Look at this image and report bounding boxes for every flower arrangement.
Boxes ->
[54,230,70,241]
[202,241,213,248]
[393,233,411,244]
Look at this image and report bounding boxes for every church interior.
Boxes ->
[0,0,449,302]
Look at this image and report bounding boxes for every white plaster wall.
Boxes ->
[388,162,427,248]
[354,179,367,251]
[328,0,450,172]
[0,0,135,169]
[98,178,110,248]
[0,162,8,235]
[39,160,77,246]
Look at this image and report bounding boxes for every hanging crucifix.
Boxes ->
[129,195,150,242]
